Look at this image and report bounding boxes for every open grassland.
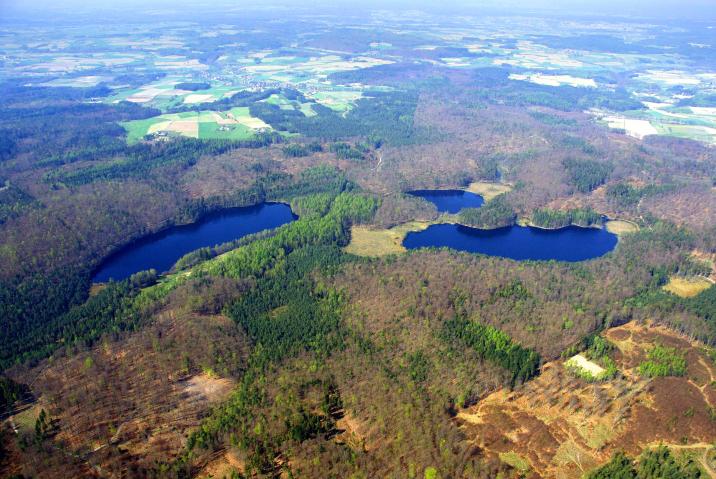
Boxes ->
[597,107,716,145]
[663,276,713,298]
[498,451,531,473]
[263,93,317,117]
[344,221,432,257]
[345,226,406,257]
[466,181,513,201]
[457,321,716,478]
[310,90,364,112]
[605,219,639,235]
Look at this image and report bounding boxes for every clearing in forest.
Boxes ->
[662,276,713,298]
[565,354,605,377]
[466,181,512,201]
[605,219,639,235]
[345,222,432,257]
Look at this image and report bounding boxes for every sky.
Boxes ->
[1,0,714,21]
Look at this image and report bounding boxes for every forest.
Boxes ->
[530,207,602,229]
[587,447,703,478]
[457,196,517,229]
[2,14,716,477]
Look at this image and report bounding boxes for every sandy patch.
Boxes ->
[168,120,198,137]
[566,354,605,377]
[209,112,234,125]
[147,120,172,134]
[148,119,198,138]
[510,73,596,88]
[126,88,166,103]
[637,70,701,86]
[236,116,270,129]
[198,449,245,478]
[603,116,658,139]
[185,373,234,402]
[155,59,207,70]
[183,94,216,104]
[691,107,716,116]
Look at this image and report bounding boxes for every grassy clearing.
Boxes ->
[121,117,166,143]
[12,404,42,434]
[465,181,512,201]
[310,90,364,112]
[344,221,432,257]
[198,121,253,140]
[663,276,713,298]
[499,451,531,473]
[605,219,639,235]
[579,423,614,450]
[655,124,716,145]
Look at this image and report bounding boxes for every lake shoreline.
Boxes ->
[403,222,619,262]
[91,201,296,283]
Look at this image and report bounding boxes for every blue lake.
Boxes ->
[92,203,296,282]
[408,189,484,213]
[403,223,618,262]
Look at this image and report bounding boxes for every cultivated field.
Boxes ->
[122,108,271,143]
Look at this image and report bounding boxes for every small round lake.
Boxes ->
[403,223,618,262]
[92,203,296,282]
[408,189,484,214]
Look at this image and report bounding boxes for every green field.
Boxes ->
[263,93,317,117]
[121,108,271,143]
[109,79,245,111]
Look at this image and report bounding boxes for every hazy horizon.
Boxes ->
[1,0,715,22]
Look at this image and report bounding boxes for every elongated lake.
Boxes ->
[403,223,618,261]
[92,203,296,282]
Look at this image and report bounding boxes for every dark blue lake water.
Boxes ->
[92,203,296,282]
[408,189,484,214]
[403,223,618,262]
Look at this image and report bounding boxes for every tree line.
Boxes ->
[531,207,602,229]
[458,196,516,229]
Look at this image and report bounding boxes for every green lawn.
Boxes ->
[121,117,164,144]
[198,121,254,140]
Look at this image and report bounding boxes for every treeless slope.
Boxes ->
[456,322,716,478]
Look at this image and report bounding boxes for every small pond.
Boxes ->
[408,189,484,214]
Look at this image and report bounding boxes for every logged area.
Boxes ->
[1,2,716,478]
